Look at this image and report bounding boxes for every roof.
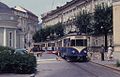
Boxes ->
[13,6,27,13]
[0,2,12,14]
[13,6,38,17]
[41,0,82,19]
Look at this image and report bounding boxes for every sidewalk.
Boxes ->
[90,52,120,71]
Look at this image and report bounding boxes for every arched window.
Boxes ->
[9,32,13,47]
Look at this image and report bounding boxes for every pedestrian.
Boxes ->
[37,45,43,57]
[107,45,113,61]
[100,45,105,61]
[31,45,39,57]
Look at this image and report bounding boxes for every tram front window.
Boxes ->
[76,39,87,46]
[70,39,87,46]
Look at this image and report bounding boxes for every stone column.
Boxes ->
[113,1,120,60]
[3,28,6,46]
[14,30,16,48]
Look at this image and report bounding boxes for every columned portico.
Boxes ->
[3,28,6,46]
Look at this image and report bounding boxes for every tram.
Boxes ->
[56,35,88,62]
[33,34,89,62]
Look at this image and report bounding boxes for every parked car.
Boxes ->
[46,50,58,55]
[14,48,28,54]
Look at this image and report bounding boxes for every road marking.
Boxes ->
[37,61,58,64]
[37,58,57,62]
[37,58,64,64]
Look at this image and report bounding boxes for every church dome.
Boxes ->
[0,2,12,14]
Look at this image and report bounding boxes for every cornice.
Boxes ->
[113,1,120,6]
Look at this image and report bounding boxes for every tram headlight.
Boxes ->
[83,50,87,53]
[72,50,75,54]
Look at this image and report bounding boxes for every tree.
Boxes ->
[33,22,64,42]
[54,23,64,37]
[76,11,92,35]
[32,28,47,42]
[32,31,40,43]
[94,4,112,51]
[48,23,64,40]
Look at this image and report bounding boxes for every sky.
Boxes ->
[1,0,72,20]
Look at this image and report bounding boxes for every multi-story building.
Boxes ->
[11,6,39,48]
[41,0,112,47]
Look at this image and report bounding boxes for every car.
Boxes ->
[46,50,53,54]
[46,50,58,55]
[14,48,28,54]
[52,51,58,54]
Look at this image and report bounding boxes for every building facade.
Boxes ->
[11,6,39,48]
[113,0,120,60]
[0,2,18,48]
[42,0,111,27]
[41,0,112,47]
[0,2,39,49]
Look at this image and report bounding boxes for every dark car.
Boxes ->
[14,48,28,54]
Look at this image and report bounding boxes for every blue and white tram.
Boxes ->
[57,35,89,62]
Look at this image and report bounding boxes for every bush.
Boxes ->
[13,54,36,74]
[0,46,14,53]
[0,46,36,74]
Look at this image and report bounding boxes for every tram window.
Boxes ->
[83,39,87,46]
[71,40,75,46]
[76,40,82,46]
[48,43,55,47]
[76,39,87,46]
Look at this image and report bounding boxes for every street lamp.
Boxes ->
[100,26,108,52]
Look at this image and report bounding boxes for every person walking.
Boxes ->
[107,45,113,61]
[100,45,105,61]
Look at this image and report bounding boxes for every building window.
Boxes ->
[96,40,98,46]
[9,32,13,47]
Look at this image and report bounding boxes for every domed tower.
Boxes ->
[0,2,18,48]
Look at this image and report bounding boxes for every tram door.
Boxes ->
[64,38,70,47]
[63,38,70,54]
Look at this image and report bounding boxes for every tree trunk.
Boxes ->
[105,32,108,52]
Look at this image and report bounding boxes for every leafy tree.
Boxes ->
[94,4,112,50]
[33,28,46,42]
[76,11,92,35]
[33,31,40,42]
[54,23,64,37]
[33,23,64,42]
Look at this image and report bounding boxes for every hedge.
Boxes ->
[0,46,36,74]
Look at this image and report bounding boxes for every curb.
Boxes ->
[90,61,120,72]
[37,59,57,62]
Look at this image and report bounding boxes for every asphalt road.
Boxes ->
[36,53,120,77]
[0,53,120,77]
